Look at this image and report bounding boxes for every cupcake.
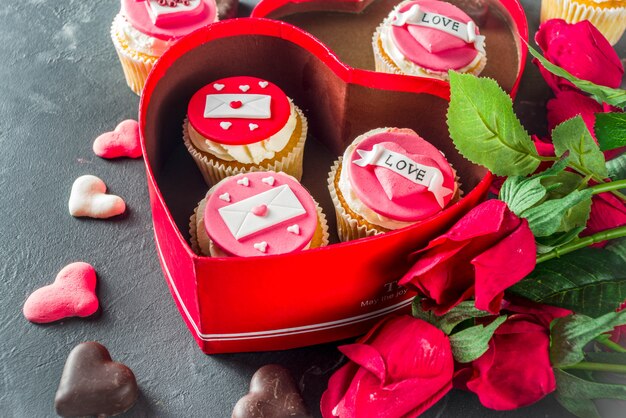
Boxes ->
[540,0,626,45]
[111,0,218,95]
[328,128,459,242]
[190,171,329,257]
[373,0,487,80]
[183,76,308,185]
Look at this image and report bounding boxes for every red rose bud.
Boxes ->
[460,300,571,410]
[535,19,624,94]
[320,315,453,418]
[399,200,536,315]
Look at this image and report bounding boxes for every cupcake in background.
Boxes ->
[190,171,329,257]
[373,0,487,80]
[183,76,308,185]
[111,0,219,95]
[328,128,459,242]
[216,0,239,20]
[540,0,626,45]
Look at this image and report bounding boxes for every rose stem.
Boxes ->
[568,163,626,202]
[589,179,626,196]
[536,225,626,264]
[596,337,626,353]
[562,361,626,374]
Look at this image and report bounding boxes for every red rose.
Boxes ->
[320,315,453,418]
[545,90,625,160]
[458,300,571,410]
[399,200,536,315]
[535,19,624,93]
[582,192,626,247]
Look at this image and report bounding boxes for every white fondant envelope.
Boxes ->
[218,184,306,240]
[147,0,202,23]
[204,94,272,119]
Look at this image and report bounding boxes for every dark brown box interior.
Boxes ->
[263,0,521,93]
[143,0,521,245]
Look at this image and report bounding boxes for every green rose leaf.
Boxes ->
[607,153,626,181]
[447,72,540,176]
[520,188,593,237]
[499,158,569,215]
[535,227,586,254]
[412,299,492,335]
[552,116,608,179]
[449,316,507,363]
[595,112,626,151]
[540,171,592,234]
[528,45,626,109]
[585,352,626,365]
[509,246,626,317]
[606,237,626,262]
[550,311,626,367]
[555,369,626,418]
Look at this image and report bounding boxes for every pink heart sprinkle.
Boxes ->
[23,262,99,323]
[252,204,268,217]
[92,120,142,159]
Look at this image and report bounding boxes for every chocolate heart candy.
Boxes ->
[232,365,311,418]
[55,342,139,417]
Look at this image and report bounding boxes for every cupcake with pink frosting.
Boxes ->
[190,171,329,257]
[373,0,487,80]
[111,0,218,95]
[183,76,308,185]
[328,128,459,242]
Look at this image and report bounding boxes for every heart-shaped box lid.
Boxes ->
[138,17,507,353]
[252,0,528,95]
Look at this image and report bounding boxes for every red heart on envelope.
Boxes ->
[138,11,526,354]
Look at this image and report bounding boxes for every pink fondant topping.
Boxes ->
[121,0,217,40]
[188,76,291,146]
[205,172,318,257]
[390,0,482,71]
[348,129,456,222]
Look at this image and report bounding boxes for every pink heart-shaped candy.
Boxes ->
[23,262,99,323]
[93,120,142,159]
[252,204,268,216]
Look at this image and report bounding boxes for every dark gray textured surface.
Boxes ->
[0,1,623,417]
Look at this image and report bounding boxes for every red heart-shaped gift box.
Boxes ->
[139,0,527,354]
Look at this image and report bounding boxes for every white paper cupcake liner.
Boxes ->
[372,27,406,76]
[189,190,329,257]
[328,159,385,242]
[110,15,158,96]
[182,106,307,186]
[541,0,626,45]
[372,24,487,80]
